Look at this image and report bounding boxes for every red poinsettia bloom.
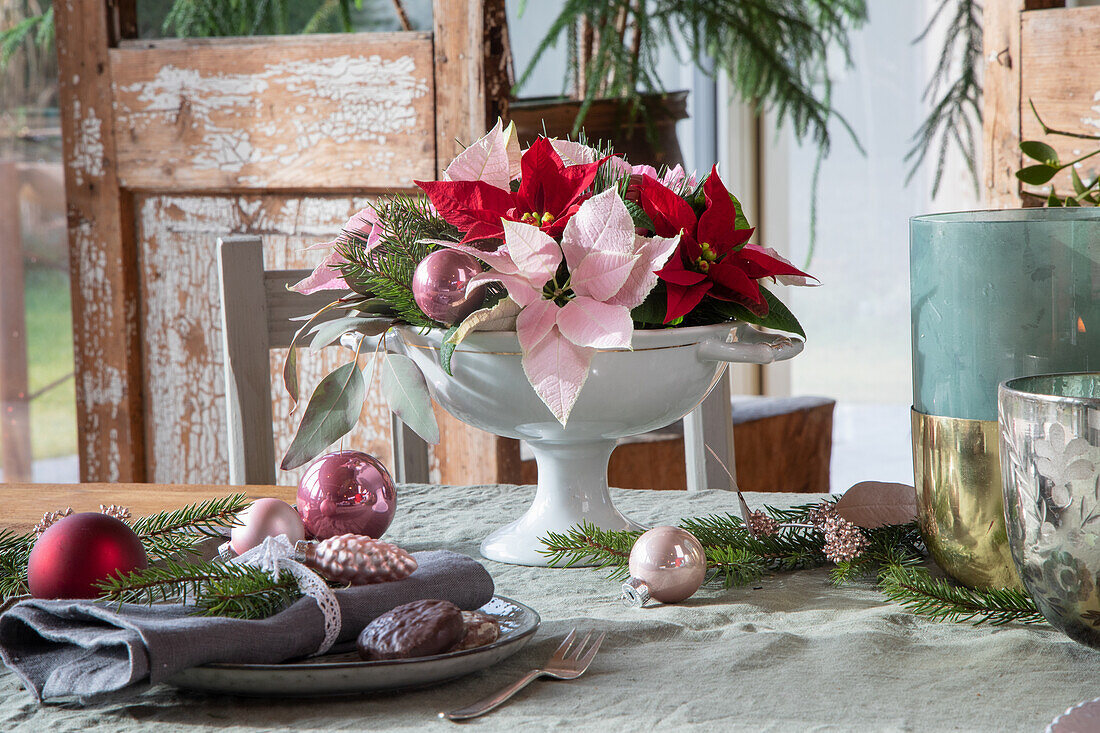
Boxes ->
[639,166,813,323]
[415,137,602,244]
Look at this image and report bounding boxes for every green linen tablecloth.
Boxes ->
[3,484,1100,732]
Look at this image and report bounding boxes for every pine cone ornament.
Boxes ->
[747,510,779,537]
[822,515,868,563]
[34,507,73,536]
[302,534,417,585]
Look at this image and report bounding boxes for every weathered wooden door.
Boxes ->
[56,1,507,485]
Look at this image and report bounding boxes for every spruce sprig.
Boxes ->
[336,194,460,328]
[96,559,302,620]
[130,493,250,562]
[540,509,1045,627]
[878,563,1044,627]
[0,529,34,600]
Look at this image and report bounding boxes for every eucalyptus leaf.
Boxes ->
[381,354,440,444]
[281,360,366,470]
[440,325,459,376]
[1072,166,1087,196]
[1020,140,1060,166]
[1016,164,1058,185]
[1047,189,1064,207]
[309,316,395,353]
[283,303,340,405]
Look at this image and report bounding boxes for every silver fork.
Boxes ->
[439,628,605,721]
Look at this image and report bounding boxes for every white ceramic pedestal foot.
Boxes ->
[480,439,646,566]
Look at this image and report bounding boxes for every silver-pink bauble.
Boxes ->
[621,526,706,606]
[229,498,306,555]
[411,249,487,325]
[297,451,396,540]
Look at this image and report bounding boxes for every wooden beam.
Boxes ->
[110,34,436,192]
[433,0,487,175]
[56,1,146,482]
[0,161,32,483]
[982,0,1027,208]
[1020,6,1100,199]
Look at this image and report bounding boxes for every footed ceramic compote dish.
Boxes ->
[394,323,802,566]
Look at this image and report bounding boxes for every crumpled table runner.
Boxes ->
[0,549,492,702]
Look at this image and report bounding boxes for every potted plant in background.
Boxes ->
[284,124,814,565]
[508,1,868,167]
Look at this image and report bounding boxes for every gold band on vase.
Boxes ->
[911,408,1021,590]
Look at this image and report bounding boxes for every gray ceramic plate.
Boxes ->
[166,596,539,697]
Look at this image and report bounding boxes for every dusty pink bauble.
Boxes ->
[297,451,397,540]
[622,526,706,606]
[229,498,306,555]
[412,249,487,325]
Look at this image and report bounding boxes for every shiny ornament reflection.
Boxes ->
[297,451,397,540]
[411,249,487,325]
[229,498,306,555]
[621,526,706,606]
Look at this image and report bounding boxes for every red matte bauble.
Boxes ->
[297,451,397,540]
[27,513,148,599]
[412,249,487,325]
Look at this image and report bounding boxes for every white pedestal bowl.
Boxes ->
[394,323,803,566]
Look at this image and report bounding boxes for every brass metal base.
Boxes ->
[912,409,1021,590]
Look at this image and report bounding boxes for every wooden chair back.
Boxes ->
[217,235,429,485]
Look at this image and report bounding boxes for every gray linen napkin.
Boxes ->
[0,549,493,702]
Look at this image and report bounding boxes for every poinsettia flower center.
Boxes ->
[694,241,719,271]
[541,275,574,306]
[520,211,556,225]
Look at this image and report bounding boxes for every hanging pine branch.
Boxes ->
[905,0,982,197]
[517,0,868,153]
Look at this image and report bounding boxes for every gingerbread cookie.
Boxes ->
[357,599,464,661]
[452,610,501,651]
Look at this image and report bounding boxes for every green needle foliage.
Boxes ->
[905,0,983,197]
[519,0,867,153]
[97,559,302,620]
[130,493,251,562]
[542,505,1046,627]
[0,529,35,600]
[336,195,461,328]
[878,564,1045,626]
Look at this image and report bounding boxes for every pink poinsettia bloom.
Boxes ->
[291,205,383,294]
[448,188,678,424]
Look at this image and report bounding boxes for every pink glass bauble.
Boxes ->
[622,526,706,606]
[411,249,487,325]
[28,513,148,599]
[229,498,306,555]
[297,451,397,540]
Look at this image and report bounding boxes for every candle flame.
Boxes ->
[1079,317,1087,334]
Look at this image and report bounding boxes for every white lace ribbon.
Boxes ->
[226,534,340,655]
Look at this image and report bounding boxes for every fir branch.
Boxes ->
[97,558,302,620]
[877,563,1044,627]
[336,194,460,328]
[539,521,641,578]
[0,529,34,600]
[130,494,250,562]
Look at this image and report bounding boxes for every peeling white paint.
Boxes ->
[1081,89,1100,132]
[139,194,391,485]
[117,54,429,186]
[69,101,105,185]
